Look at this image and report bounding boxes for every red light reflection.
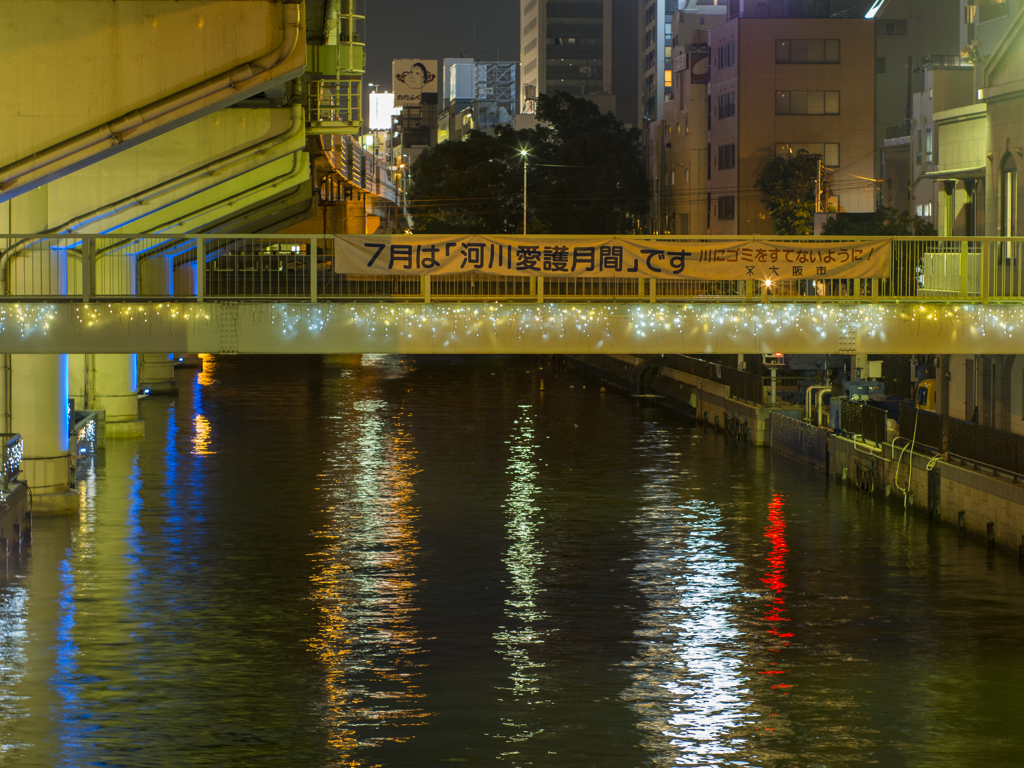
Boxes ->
[759,494,793,694]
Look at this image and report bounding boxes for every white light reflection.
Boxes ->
[494,404,549,754]
[623,434,750,766]
[0,584,30,757]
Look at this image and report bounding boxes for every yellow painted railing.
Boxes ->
[1,234,1023,304]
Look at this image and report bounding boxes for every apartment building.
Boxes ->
[871,0,960,177]
[708,9,876,234]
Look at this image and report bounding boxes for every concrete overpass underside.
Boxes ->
[1,300,1021,356]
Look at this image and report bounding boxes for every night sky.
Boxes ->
[363,0,520,96]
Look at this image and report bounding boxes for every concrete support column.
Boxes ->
[343,199,368,234]
[171,254,203,371]
[137,257,178,394]
[91,247,143,437]
[68,353,86,413]
[6,187,77,512]
[90,354,143,437]
[10,355,73,503]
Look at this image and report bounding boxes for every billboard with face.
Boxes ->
[393,59,438,105]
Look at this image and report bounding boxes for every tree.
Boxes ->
[753,151,821,236]
[406,131,521,234]
[409,92,649,234]
[524,92,649,234]
[821,205,938,236]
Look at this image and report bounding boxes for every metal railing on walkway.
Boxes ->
[2,234,1024,304]
[896,404,1024,478]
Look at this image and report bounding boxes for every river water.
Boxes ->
[2,354,1024,767]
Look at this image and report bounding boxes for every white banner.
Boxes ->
[334,235,892,281]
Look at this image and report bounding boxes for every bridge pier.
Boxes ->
[137,259,178,394]
[91,248,143,438]
[11,354,77,512]
[5,187,76,512]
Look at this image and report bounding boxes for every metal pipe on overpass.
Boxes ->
[0,1,302,201]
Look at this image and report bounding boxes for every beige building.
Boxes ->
[708,15,876,234]
[982,6,1024,239]
[647,6,728,234]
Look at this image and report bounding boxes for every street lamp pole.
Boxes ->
[521,149,528,235]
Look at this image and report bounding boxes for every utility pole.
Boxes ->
[521,149,528,235]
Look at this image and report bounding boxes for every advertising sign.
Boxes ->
[393,59,438,106]
[334,235,892,282]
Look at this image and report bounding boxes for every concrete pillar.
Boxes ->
[5,186,77,512]
[10,355,76,511]
[68,353,86,415]
[137,257,178,394]
[91,244,143,437]
[171,254,203,370]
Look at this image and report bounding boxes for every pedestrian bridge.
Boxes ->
[1,232,1023,356]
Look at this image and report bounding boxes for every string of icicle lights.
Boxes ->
[265,303,1019,347]
[0,302,1020,346]
[0,304,57,337]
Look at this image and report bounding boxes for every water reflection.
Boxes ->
[1,356,1024,766]
[0,580,29,758]
[624,426,750,767]
[760,494,793,701]
[494,404,549,754]
[308,355,427,762]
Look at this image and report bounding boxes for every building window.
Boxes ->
[776,143,840,167]
[717,41,735,69]
[718,195,735,220]
[917,129,923,165]
[877,19,908,35]
[775,90,840,115]
[925,128,933,164]
[718,143,736,170]
[775,39,840,64]
[876,56,886,74]
[718,92,735,119]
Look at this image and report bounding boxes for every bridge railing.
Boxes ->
[0,433,23,492]
[2,234,1024,303]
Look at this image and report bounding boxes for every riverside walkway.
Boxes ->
[0,233,1022,355]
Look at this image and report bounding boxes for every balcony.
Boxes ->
[306,79,362,135]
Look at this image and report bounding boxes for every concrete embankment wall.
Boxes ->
[561,355,800,446]
[825,428,1024,553]
[764,410,1024,553]
[562,354,1024,555]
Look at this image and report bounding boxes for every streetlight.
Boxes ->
[520,149,528,235]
